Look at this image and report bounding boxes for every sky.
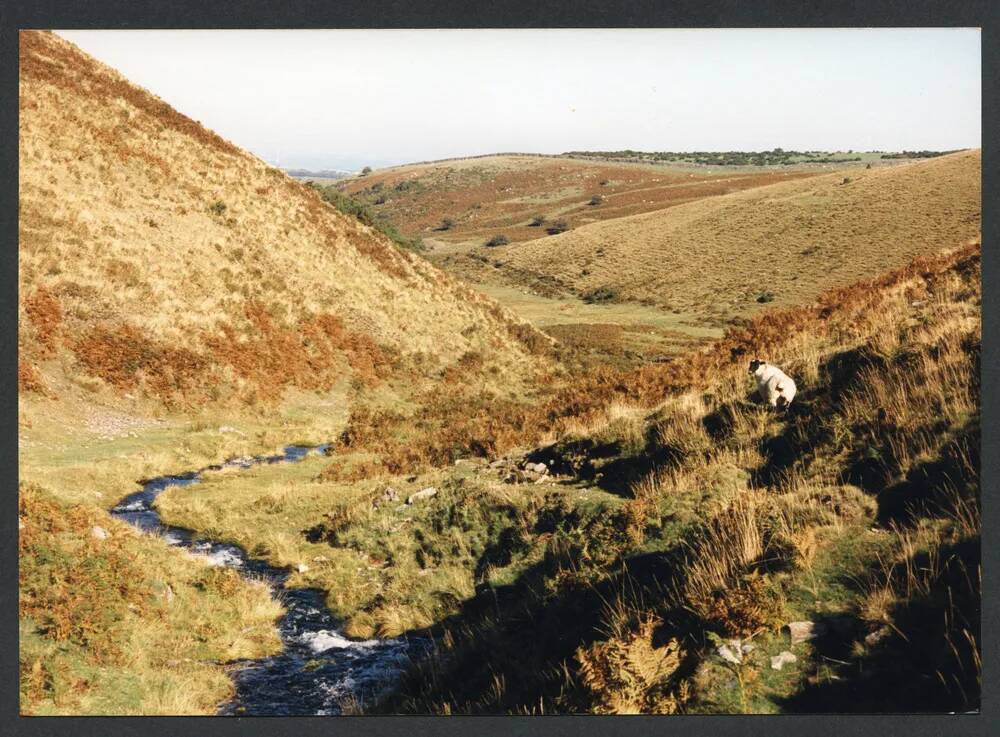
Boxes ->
[56,29,981,172]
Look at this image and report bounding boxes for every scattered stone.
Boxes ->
[164,584,174,604]
[534,476,547,484]
[18,517,25,531]
[864,625,892,647]
[786,620,826,645]
[297,563,310,573]
[770,651,797,670]
[717,641,743,665]
[741,642,756,654]
[91,525,109,540]
[407,487,438,504]
[524,462,548,475]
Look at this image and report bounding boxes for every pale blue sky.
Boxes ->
[56,29,981,172]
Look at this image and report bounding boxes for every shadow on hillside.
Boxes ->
[776,537,981,714]
[526,426,685,498]
[379,540,696,714]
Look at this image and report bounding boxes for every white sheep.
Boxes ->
[749,359,797,409]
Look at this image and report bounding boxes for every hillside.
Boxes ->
[17,30,547,715]
[337,155,821,250]
[156,243,982,714]
[462,150,980,325]
[19,31,546,413]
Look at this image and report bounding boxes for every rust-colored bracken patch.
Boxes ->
[23,285,62,356]
[72,323,209,401]
[204,303,393,401]
[18,359,47,394]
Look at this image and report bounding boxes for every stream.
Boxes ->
[110,444,420,715]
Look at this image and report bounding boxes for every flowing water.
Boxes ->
[111,445,421,715]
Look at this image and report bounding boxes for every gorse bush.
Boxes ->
[583,286,619,304]
[485,234,509,248]
[547,220,569,235]
[530,215,546,227]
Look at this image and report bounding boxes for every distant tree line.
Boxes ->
[879,150,959,159]
[560,148,960,167]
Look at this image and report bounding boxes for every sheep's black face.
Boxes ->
[748,359,763,374]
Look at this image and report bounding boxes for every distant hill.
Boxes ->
[337,154,822,249]
[284,168,354,180]
[471,149,981,325]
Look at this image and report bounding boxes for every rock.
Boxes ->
[717,642,743,665]
[91,525,109,540]
[864,625,892,647]
[297,563,309,573]
[407,487,438,504]
[740,642,756,654]
[534,476,547,484]
[489,459,506,469]
[786,620,826,645]
[18,517,25,531]
[164,584,174,604]
[524,462,548,475]
[770,651,797,670]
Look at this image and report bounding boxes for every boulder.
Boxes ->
[407,487,438,505]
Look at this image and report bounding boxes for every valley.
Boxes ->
[17,29,982,718]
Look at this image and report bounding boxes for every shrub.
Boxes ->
[589,195,604,206]
[530,215,546,227]
[208,200,226,216]
[485,234,510,248]
[361,166,373,175]
[546,220,569,235]
[437,218,455,231]
[314,186,425,252]
[582,286,619,304]
[756,291,776,303]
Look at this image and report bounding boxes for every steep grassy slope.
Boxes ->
[338,155,820,250]
[19,31,545,409]
[469,150,980,324]
[17,30,548,715]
